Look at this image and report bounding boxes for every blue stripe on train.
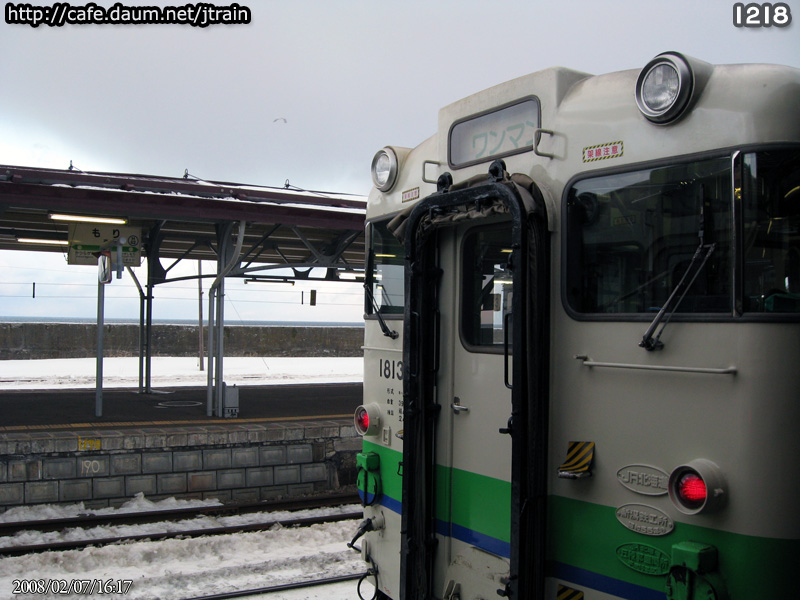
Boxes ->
[550,562,667,600]
[369,494,510,559]
[359,490,403,515]
[436,519,511,559]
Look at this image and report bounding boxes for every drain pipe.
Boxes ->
[206,221,246,416]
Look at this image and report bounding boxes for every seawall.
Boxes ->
[0,323,364,360]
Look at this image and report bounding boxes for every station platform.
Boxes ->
[0,382,362,433]
[0,356,363,432]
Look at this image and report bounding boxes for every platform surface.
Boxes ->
[0,383,362,433]
[0,357,363,433]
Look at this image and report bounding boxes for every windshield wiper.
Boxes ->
[640,190,716,351]
[639,241,715,351]
[639,184,717,351]
[364,282,399,339]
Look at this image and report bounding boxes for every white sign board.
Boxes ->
[68,224,143,266]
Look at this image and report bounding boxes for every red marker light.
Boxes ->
[354,403,381,436]
[678,472,707,508]
[356,408,370,434]
[669,460,725,515]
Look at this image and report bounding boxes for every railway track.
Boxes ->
[0,493,362,556]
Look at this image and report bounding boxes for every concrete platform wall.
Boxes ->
[0,323,363,360]
[0,420,360,510]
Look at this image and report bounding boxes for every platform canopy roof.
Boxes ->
[0,164,367,278]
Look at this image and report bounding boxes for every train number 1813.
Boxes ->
[379,358,403,380]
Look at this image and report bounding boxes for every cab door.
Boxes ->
[400,167,550,600]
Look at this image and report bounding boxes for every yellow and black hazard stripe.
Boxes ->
[557,584,584,600]
[557,441,595,479]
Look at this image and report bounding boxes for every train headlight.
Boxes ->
[668,459,726,515]
[635,52,694,124]
[354,403,382,436]
[371,147,399,192]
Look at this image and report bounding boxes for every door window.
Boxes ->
[461,226,514,348]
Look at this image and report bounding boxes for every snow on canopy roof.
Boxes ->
[0,163,367,210]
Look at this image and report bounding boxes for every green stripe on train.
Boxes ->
[436,465,511,544]
[548,495,800,597]
[361,440,511,544]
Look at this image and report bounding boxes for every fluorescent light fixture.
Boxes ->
[243,277,295,286]
[49,213,128,225]
[17,237,70,246]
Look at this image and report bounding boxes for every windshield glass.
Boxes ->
[367,219,404,316]
[740,150,800,312]
[566,156,732,315]
[566,149,800,317]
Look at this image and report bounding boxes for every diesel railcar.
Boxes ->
[352,52,800,600]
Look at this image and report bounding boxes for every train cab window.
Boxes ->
[565,157,733,315]
[462,226,514,348]
[740,150,800,313]
[366,219,405,316]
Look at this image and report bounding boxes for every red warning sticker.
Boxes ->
[583,141,623,162]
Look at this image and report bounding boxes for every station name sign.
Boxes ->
[68,224,142,267]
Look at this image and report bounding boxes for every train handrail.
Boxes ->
[574,355,737,375]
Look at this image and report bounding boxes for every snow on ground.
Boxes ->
[0,520,368,599]
[0,496,372,600]
[0,492,222,523]
[0,494,362,549]
[0,356,363,390]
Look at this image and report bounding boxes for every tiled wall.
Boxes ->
[0,420,360,510]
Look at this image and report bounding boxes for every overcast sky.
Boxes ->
[1,0,798,323]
